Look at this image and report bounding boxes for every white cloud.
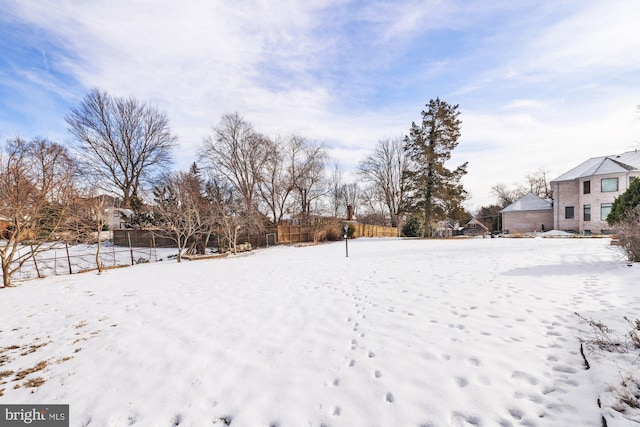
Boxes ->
[459,93,640,210]
[504,1,640,81]
[2,0,639,215]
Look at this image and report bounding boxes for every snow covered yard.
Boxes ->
[1,237,639,426]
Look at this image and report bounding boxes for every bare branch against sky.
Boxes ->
[1,0,639,209]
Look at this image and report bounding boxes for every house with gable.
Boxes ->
[462,218,489,237]
[550,150,640,234]
[500,192,553,234]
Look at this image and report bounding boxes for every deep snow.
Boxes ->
[1,237,639,426]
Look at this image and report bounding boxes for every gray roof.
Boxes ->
[500,192,552,213]
[551,150,640,183]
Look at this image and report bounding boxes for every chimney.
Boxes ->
[347,205,354,221]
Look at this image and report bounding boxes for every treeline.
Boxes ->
[1,90,471,286]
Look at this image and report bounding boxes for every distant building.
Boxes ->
[500,193,553,234]
[551,150,640,234]
[434,220,461,237]
[462,218,489,237]
[105,208,133,230]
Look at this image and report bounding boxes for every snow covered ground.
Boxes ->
[1,237,639,426]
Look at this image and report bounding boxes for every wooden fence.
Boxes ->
[350,223,398,238]
[114,223,397,248]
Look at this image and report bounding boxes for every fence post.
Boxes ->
[127,232,134,265]
[65,242,72,274]
[151,233,157,262]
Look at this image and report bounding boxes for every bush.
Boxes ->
[346,223,356,239]
[325,227,341,241]
[614,222,640,262]
[608,178,640,226]
[402,215,424,237]
[311,219,343,242]
[612,206,640,262]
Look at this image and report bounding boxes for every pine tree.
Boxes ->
[403,98,468,237]
[607,177,640,225]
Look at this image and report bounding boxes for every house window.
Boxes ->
[601,203,612,221]
[631,176,637,184]
[583,204,591,221]
[583,180,590,194]
[601,177,619,192]
[565,206,574,219]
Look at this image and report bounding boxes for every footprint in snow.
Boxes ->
[455,377,469,388]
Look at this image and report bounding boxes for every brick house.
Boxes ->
[551,150,640,234]
[500,193,553,234]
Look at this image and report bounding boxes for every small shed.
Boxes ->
[500,193,553,234]
[462,218,489,237]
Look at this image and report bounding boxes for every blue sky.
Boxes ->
[1,0,639,210]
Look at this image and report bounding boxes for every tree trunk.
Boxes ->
[96,229,103,273]
[2,260,10,288]
[176,230,183,263]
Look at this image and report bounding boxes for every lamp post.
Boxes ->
[343,224,349,258]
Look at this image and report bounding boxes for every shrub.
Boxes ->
[608,178,640,226]
[402,215,424,237]
[346,223,356,239]
[612,206,640,262]
[325,227,341,241]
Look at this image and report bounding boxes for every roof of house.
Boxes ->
[464,218,489,230]
[500,192,552,213]
[551,150,640,183]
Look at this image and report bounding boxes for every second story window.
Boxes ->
[583,180,590,194]
[601,177,619,192]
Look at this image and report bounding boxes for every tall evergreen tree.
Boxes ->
[403,98,468,237]
[607,177,640,225]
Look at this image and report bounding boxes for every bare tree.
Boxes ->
[0,137,76,287]
[288,136,327,221]
[153,171,206,263]
[341,183,360,218]
[65,191,110,272]
[206,177,252,254]
[358,184,388,225]
[525,169,553,200]
[491,182,527,207]
[65,89,177,208]
[328,162,345,218]
[358,137,408,227]
[258,137,295,224]
[492,169,552,208]
[201,113,272,231]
